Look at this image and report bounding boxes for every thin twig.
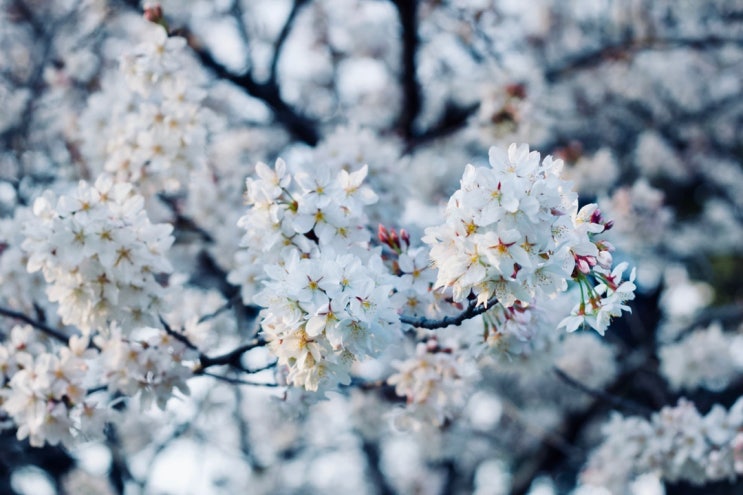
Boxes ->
[0,306,69,343]
[399,296,498,329]
[553,366,651,416]
[269,0,309,85]
[200,371,278,387]
[196,337,268,370]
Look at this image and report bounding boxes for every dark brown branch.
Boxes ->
[269,0,310,86]
[405,102,480,152]
[0,306,69,343]
[189,38,320,145]
[159,315,269,375]
[553,366,651,416]
[392,0,422,141]
[545,35,743,82]
[201,371,278,387]
[399,296,498,329]
[196,337,268,371]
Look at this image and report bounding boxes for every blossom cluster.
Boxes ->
[424,144,576,308]
[659,322,743,392]
[0,326,103,447]
[78,23,208,196]
[387,340,473,427]
[96,326,194,410]
[581,398,743,491]
[258,250,400,392]
[229,158,376,303]
[0,207,55,318]
[424,143,635,337]
[378,225,443,320]
[233,159,400,392]
[21,177,174,334]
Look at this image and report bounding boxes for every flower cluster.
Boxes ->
[0,322,195,447]
[229,159,376,304]
[0,327,103,447]
[22,177,174,334]
[659,322,743,392]
[96,326,193,410]
[424,143,579,308]
[257,249,400,392]
[581,398,743,491]
[293,125,408,224]
[234,159,400,392]
[557,260,637,337]
[78,22,208,195]
[0,207,55,318]
[379,225,444,320]
[387,340,473,426]
[424,143,635,336]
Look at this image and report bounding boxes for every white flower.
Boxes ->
[388,342,474,426]
[22,178,174,334]
[95,326,192,410]
[256,248,401,394]
[659,322,742,392]
[230,158,376,306]
[425,143,579,309]
[581,398,743,491]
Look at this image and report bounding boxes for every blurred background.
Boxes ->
[1,0,742,494]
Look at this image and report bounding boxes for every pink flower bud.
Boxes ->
[590,208,604,224]
[400,229,410,248]
[389,228,399,248]
[377,224,389,244]
[597,251,613,269]
[143,4,164,24]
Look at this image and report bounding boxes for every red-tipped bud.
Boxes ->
[604,220,614,231]
[389,228,399,248]
[400,229,410,248]
[143,4,164,24]
[590,208,603,224]
[505,83,526,100]
[377,224,389,244]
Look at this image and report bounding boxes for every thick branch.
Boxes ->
[405,102,480,152]
[392,0,422,140]
[190,39,320,145]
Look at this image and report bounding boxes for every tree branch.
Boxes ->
[399,296,498,329]
[553,366,651,416]
[392,0,422,141]
[545,35,743,82]
[201,371,278,387]
[196,337,268,371]
[189,36,320,145]
[268,0,310,86]
[0,306,70,343]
